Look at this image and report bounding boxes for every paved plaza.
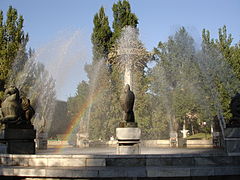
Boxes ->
[37,146,226,155]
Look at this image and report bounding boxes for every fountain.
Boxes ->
[76,59,105,148]
[0,26,240,178]
[110,26,151,154]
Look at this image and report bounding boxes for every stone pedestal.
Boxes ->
[76,133,89,148]
[224,127,240,155]
[36,132,48,150]
[169,131,178,147]
[116,127,141,154]
[0,128,36,154]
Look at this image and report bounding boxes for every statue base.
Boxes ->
[116,127,141,154]
[0,128,36,154]
[76,133,89,148]
[224,127,240,155]
[36,132,48,150]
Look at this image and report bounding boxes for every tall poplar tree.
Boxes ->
[111,0,138,44]
[91,7,112,61]
[0,6,28,99]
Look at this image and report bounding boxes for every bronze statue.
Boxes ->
[120,84,135,123]
[0,86,34,128]
[228,93,240,127]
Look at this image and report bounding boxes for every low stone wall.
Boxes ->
[141,140,170,147]
[47,139,213,148]
[141,139,212,148]
[186,139,213,148]
[47,140,68,146]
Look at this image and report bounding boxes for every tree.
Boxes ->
[111,0,138,45]
[91,7,112,61]
[0,6,28,99]
[151,27,207,136]
[68,1,141,141]
[67,80,89,144]
[201,26,240,122]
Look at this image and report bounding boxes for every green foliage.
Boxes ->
[151,27,216,136]
[67,1,141,141]
[67,80,89,144]
[0,6,28,99]
[187,133,211,140]
[111,0,138,44]
[91,7,112,61]
[202,26,240,122]
[68,0,240,141]
[149,26,240,138]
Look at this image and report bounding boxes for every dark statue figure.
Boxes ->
[0,86,34,128]
[120,84,135,123]
[228,93,240,127]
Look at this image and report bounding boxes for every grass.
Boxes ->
[186,133,211,140]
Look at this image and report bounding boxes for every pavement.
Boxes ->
[37,146,226,155]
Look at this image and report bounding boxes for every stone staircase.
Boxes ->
[0,153,240,179]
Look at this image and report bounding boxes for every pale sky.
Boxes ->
[1,0,240,100]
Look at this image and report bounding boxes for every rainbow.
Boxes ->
[54,87,104,153]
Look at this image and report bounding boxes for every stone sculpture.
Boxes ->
[120,84,135,123]
[0,86,34,128]
[117,84,140,154]
[0,86,36,154]
[228,93,240,127]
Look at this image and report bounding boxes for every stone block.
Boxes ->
[46,168,71,177]
[47,158,61,167]
[71,169,99,178]
[13,167,46,177]
[146,158,171,166]
[36,139,48,150]
[116,128,141,140]
[106,158,146,167]
[126,167,147,177]
[117,144,140,154]
[29,158,48,166]
[98,167,128,177]
[147,167,190,177]
[47,158,86,167]
[86,158,106,166]
[146,157,194,166]
[212,156,234,166]
[0,155,12,165]
[190,167,214,176]
[194,157,216,166]
[225,139,240,155]
[0,167,14,176]
[3,128,36,140]
[225,127,240,138]
[11,157,29,166]
[8,140,35,154]
[214,166,240,176]
[0,143,7,153]
[0,131,4,139]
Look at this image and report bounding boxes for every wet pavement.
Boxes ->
[37,146,226,155]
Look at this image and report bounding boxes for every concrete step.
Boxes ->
[0,165,240,178]
[1,154,240,168]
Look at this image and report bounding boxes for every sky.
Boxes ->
[1,0,240,101]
